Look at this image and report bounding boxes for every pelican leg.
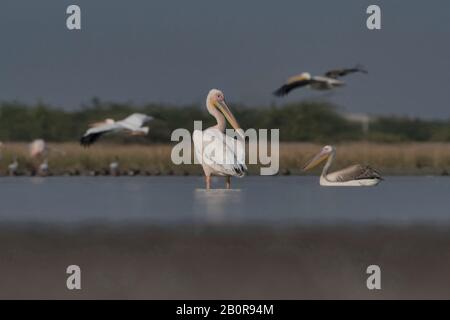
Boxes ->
[205,176,211,190]
[226,176,231,189]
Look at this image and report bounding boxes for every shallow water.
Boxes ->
[0,176,448,226]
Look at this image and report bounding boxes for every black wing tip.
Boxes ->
[80,136,92,147]
[273,86,289,97]
[364,165,383,180]
[355,64,368,74]
[80,133,100,147]
[233,164,247,177]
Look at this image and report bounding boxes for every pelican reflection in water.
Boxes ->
[194,188,243,223]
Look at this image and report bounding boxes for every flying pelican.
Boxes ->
[273,72,344,96]
[273,65,367,96]
[29,139,47,158]
[80,113,153,146]
[193,89,247,189]
[303,145,382,186]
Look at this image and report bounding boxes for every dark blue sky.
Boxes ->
[0,0,449,118]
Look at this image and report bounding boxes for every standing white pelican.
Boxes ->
[193,89,247,189]
[80,113,153,146]
[303,145,382,186]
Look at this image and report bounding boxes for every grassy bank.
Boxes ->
[0,142,449,176]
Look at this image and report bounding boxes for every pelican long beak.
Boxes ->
[215,100,244,139]
[303,149,329,171]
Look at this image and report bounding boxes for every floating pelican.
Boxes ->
[273,65,367,96]
[80,113,153,146]
[193,89,247,189]
[8,158,18,176]
[303,145,382,186]
[29,139,48,158]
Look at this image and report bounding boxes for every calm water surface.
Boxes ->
[0,176,448,226]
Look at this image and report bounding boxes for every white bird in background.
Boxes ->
[273,65,367,96]
[193,89,247,189]
[303,145,382,186]
[8,157,18,176]
[29,139,65,158]
[109,157,119,176]
[38,159,49,176]
[29,139,47,158]
[80,113,153,146]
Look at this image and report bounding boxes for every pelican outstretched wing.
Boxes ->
[324,65,368,79]
[310,76,345,87]
[80,122,120,146]
[328,164,382,182]
[119,113,153,131]
[81,113,152,146]
[273,78,311,96]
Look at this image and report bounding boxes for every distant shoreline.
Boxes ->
[1,142,449,176]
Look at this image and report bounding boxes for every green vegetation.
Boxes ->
[1,99,449,143]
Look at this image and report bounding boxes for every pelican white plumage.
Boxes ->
[80,113,153,146]
[109,157,119,176]
[8,158,18,176]
[90,118,115,128]
[29,139,47,158]
[38,159,49,176]
[193,89,247,189]
[303,145,382,186]
[30,139,65,158]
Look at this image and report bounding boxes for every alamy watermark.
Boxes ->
[366,265,381,290]
[171,121,280,175]
[66,265,81,290]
